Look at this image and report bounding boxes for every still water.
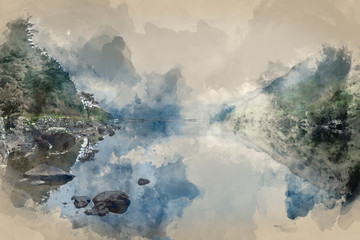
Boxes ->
[42,120,323,240]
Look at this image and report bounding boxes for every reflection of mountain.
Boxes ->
[216,46,360,200]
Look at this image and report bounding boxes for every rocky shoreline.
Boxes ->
[0,116,120,204]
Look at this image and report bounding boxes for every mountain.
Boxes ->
[0,18,111,124]
[215,46,360,200]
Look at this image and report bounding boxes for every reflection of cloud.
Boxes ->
[43,126,199,240]
[158,131,288,240]
[285,174,336,221]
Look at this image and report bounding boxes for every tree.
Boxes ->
[0,83,25,128]
[79,91,98,120]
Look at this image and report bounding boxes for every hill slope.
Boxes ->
[0,18,111,124]
[216,46,360,200]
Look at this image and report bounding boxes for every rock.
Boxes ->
[98,126,107,134]
[24,164,74,183]
[34,136,51,150]
[138,178,150,186]
[84,207,109,216]
[75,121,84,128]
[108,129,115,136]
[71,196,91,208]
[84,191,130,216]
[98,137,104,141]
[41,127,75,151]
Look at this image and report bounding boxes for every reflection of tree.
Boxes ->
[0,83,25,129]
[80,91,98,120]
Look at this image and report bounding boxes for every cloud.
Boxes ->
[209,0,360,89]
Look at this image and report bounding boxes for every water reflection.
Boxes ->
[40,120,340,240]
[43,121,200,239]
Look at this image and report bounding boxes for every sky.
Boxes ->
[2,0,360,108]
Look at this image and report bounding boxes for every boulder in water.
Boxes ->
[138,178,150,186]
[71,196,91,208]
[84,190,130,216]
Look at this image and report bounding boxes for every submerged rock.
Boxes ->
[71,196,91,208]
[84,190,130,216]
[24,164,74,183]
[138,178,150,186]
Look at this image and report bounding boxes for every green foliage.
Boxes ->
[0,82,25,118]
[89,107,113,124]
[267,46,351,118]
[0,18,110,124]
[264,46,353,165]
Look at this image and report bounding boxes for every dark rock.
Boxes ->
[98,126,107,134]
[34,136,51,150]
[98,137,104,141]
[24,164,74,183]
[138,178,150,186]
[84,207,109,216]
[41,127,75,151]
[84,190,130,216]
[71,196,91,208]
[108,129,115,136]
